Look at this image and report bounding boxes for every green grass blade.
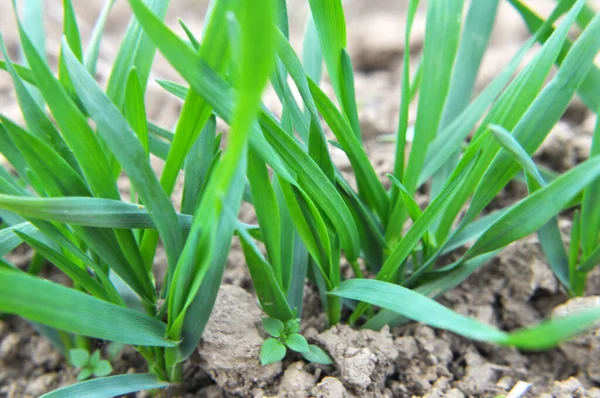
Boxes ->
[279,180,332,283]
[509,0,600,112]
[338,49,361,141]
[431,0,499,196]
[307,0,346,101]
[403,0,464,194]
[302,16,322,84]
[0,270,174,346]
[391,0,419,193]
[14,230,109,300]
[466,8,600,223]
[16,0,45,105]
[106,0,170,107]
[418,35,535,187]
[581,104,600,257]
[179,19,201,50]
[0,35,79,172]
[489,124,571,287]
[0,117,88,197]
[238,228,294,321]
[248,150,283,286]
[466,156,600,259]
[308,78,389,221]
[489,125,545,185]
[178,169,245,360]
[0,195,193,229]
[124,68,149,157]
[58,0,83,99]
[18,0,46,58]
[127,0,292,183]
[363,252,498,329]
[0,59,35,84]
[40,373,168,398]
[438,0,587,237]
[274,28,334,178]
[377,149,479,282]
[181,116,217,215]
[84,0,116,74]
[0,222,42,256]
[62,40,184,272]
[333,278,600,349]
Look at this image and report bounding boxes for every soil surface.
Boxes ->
[1,0,600,397]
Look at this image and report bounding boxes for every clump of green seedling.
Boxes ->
[260,317,331,365]
[1,0,600,396]
[68,348,113,381]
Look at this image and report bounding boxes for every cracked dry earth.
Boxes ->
[2,0,600,397]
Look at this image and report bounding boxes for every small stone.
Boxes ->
[312,377,349,398]
[28,373,60,397]
[0,333,21,362]
[278,362,317,398]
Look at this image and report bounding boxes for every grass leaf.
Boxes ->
[0,270,174,346]
[40,373,168,398]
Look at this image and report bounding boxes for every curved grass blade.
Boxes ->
[509,0,600,112]
[0,222,41,256]
[403,0,464,194]
[127,0,292,183]
[466,156,600,259]
[308,78,388,221]
[489,125,545,185]
[40,373,168,398]
[127,0,359,260]
[334,278,600,350]
[0,195,193,229]
[437,0,588,238]
[14,230,108,300]
[0,270,174,346]
[466,8,600,223]
[0,35,79,171]
[364,251,498,330]
[62,40,184,271]
[351,149,480,322]
[489,125,570,287]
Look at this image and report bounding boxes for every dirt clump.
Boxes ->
[194,284,282,397]
[314,324,398,396]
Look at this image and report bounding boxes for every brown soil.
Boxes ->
[1,1,600,397]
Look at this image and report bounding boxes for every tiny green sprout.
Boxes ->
[68,348,113,381]
[260,317,332,366]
